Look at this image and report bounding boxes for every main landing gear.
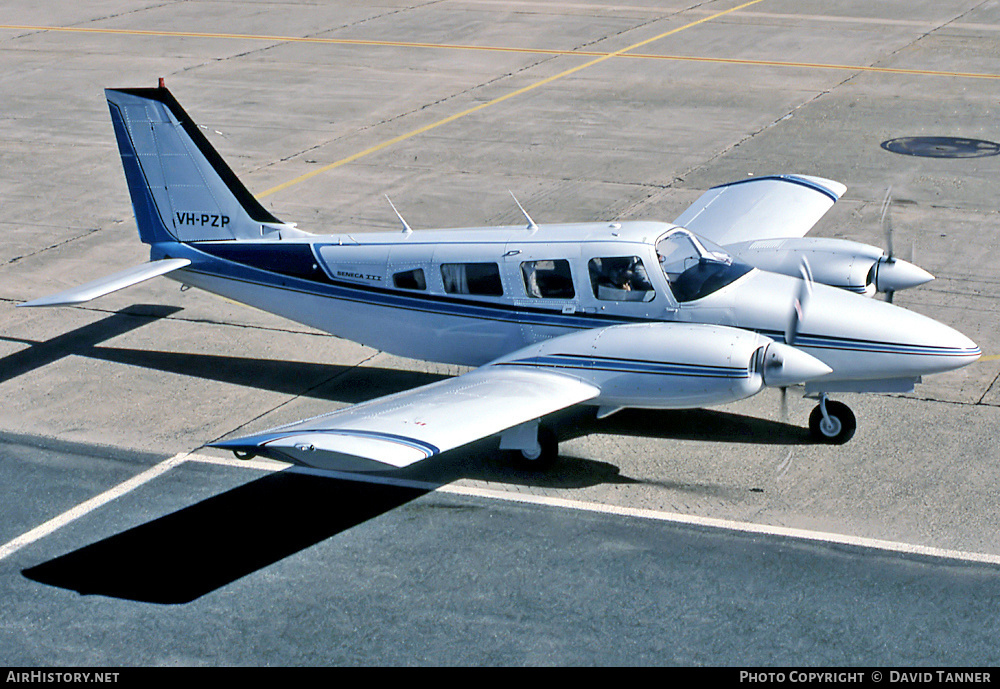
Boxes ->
[499,421,559,470]
[808,393,857,444]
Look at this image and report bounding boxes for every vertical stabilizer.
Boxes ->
[106,86,283,244]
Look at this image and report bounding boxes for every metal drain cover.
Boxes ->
[881,136,1000,158]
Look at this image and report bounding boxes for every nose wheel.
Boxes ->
[808,395,856,444]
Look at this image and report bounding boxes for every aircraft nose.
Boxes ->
[874,257,934,293]
[868,301,981,375]
[761,341,833,387]
[927,321,981,367]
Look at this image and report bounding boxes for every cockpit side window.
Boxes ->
[655,230,752,302]
[588,256,655,302]
[521,259,574,299]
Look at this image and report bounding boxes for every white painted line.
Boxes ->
[8,448,996,568]
[188,452,1000,567]
[0,452,189,561]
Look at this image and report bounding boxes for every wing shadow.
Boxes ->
[22,470,430,604]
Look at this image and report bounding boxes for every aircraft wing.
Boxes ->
[673,174,847,246]
[19,258,191,307]
[211,366,600,472]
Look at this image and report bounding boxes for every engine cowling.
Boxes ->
[727,237,932,296]
[490,322,830,410]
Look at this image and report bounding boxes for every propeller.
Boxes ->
[780,257,814,419]
[880,187,896,303]
[785,256,813,346]
[873,186,933,301]
[765,256,816,420]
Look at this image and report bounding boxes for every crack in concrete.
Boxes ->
[3,228,101,267]
[206,350,383,445]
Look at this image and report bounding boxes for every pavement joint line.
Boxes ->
[186,452,1000,567]
[0,452,190,562]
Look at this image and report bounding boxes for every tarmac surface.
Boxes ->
[2,0,1000,667]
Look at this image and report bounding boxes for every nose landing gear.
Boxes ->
[808,393,856,444]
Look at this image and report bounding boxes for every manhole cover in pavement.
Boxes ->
[881,136,1000,158]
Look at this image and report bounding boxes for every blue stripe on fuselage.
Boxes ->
[175,241,632,330]
[167,241,978,359]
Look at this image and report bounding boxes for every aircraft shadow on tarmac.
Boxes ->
[22,470,430,605]
[0,304,183,385]
[16,307,807,604]
[19,409,796,605]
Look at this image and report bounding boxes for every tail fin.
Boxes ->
[106,85,284,244]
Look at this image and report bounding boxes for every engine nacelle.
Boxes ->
[727,237,932,296]
[491,322,830,410]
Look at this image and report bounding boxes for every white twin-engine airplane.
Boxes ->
[22,85,980,472]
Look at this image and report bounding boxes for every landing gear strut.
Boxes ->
[808,393,857,444]
[499,421,559,470]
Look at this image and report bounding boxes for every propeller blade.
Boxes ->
[785,257,813,345]
[880,186,894,261]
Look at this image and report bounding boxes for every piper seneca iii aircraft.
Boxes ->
[21,85,981,472]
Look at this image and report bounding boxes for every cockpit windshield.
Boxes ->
[655,228,752,302]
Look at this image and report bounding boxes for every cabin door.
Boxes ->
[503,242,582,345]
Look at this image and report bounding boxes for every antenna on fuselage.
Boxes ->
[385,195,412,235]
[508,190,538,231]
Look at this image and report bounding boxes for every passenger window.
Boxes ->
[393,268,426,290]
[441,263,503,296]
[521,259,575,299]
[588,256,655,302]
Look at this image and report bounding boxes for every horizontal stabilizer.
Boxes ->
[211,366,600,472]
[19,258,191,307]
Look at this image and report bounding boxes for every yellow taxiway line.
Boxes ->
[7,5,1000,199]
[3,23,998,82]
[253,0,768,198]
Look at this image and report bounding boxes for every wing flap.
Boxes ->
[211,366,600,471]
[674,175,846,246]
[19,258,191,307]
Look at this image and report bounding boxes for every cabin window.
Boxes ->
[521,260,575,299]
[440,263,503,296]
[588,256,655,302]
[393,268,426,290]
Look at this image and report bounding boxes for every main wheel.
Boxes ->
[507,428,559,471]
[808,400,857,444]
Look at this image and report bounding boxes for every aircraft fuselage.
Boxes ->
[152,219,979,396]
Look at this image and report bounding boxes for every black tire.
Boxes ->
[507,428,559,471]
[808,401,857,444]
